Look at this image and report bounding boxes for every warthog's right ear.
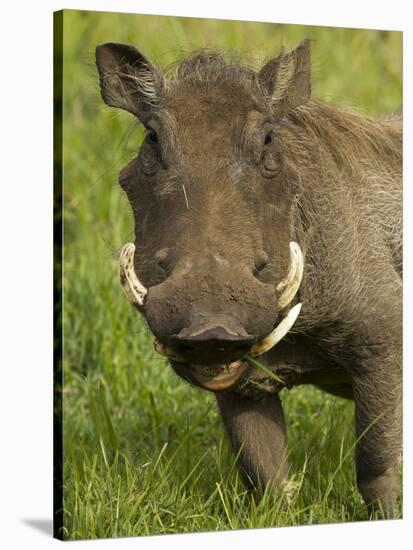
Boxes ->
[259,39,311,115]
[95,42,162,120]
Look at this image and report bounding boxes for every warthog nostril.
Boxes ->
[254,251,269,276]
[155,248,171,275]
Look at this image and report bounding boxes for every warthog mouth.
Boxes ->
[119,241,304,392]
[169,360,248,392]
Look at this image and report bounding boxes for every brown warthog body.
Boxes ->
[96,40,402,516]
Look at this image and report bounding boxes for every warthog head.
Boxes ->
[96,40,310,391]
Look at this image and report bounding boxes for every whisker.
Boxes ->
[181,183,190,210]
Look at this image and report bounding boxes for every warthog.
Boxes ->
[96,39,402,517]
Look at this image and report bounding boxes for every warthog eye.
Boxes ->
[264,132,272,146]
[139,127,161,176]
[147,128,158,144]
[260,131,280,177]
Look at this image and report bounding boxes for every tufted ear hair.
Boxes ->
[95,42,162,121]
[259,39,311,116]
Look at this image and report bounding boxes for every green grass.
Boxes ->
[60,10,402,540]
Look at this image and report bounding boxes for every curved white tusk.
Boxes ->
[276,242,304,310]
[249,303,302,358]
[119,243,148,307]
[154,339,186,362]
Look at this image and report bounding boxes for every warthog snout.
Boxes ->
[143,258,278,365]
[119,241,304,386]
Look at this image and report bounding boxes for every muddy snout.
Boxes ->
[119,241,304,391]
[169,325,256,365]
[144,266,278,366]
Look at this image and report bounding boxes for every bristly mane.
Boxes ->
[165,49,257,84]
[288,99,402,175]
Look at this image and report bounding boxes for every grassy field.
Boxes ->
[60,10,402,540]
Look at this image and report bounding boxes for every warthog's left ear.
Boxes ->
[95,42,162,120]
[259,39,311,115]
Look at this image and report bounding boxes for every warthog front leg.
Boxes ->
[351,343,402,518]
[216,391,287,497]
